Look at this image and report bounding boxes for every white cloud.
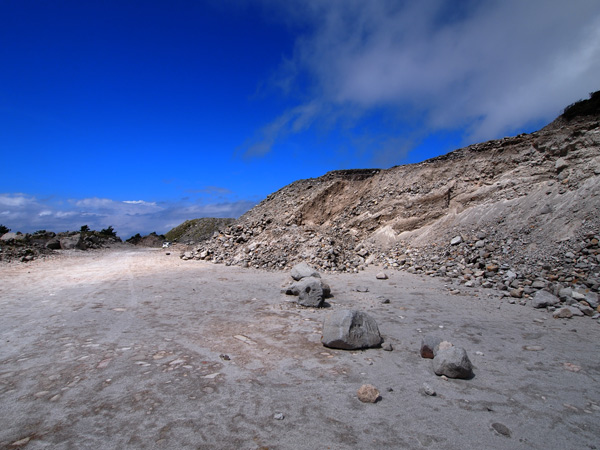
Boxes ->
[123,200,158,206]
[0,193,36,207]
[248,0,600,162]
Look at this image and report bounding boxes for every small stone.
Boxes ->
[376,272,388,280]
[422,383,436,396]
[420,335,443,359]
[273,413,285,420]
[491,422,511,437]
[523,345,544,351]
[10,437,31,447]
[382,342,393,351]
[531,280,546,289]
[219,354,230,361]
[450,236,463,246]
[509,289,523,298]
[553,307,573,319]
[357,384,380,403]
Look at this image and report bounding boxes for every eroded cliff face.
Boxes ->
[186,108,599,295]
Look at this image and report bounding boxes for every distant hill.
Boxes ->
[165,218,235,244]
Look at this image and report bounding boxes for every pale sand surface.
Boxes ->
[1,247,599,449]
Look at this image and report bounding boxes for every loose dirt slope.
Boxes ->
[1,248,599,449]
[191,102,600,293]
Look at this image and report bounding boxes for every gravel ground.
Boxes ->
[1,248,599,449]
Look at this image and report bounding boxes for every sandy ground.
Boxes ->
[0,247,599,450]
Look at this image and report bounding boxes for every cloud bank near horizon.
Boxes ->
[242,0,600,165]
[0,193,254,238]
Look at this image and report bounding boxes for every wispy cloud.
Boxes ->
[243,0,600,164]
[0,193,254,238]
[239,101,321,158]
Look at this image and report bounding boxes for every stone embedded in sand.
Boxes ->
[432,347,474,379]
[491,422,511,437]
[291,262,321,281]
[422,383,436,396]
[376,272,388,280]
[322,310,382,350]
[420,335,443,359]
[382,342,393,351]
[553,307,574,319]
[357,384,380,403]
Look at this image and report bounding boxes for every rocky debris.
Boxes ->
[283,263,331,307]
[176,97,600,322]
[0,229,122,263]
[357,384,380,403]
[165,217,235,244]
[432,347,474,379]
[321,310,383,350]
[126,232,166,247]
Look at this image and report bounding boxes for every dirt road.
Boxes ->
[1,248,598,449]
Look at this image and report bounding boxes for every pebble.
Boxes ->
[523,345,544,351]
[357,384,380,403]
[422,383,436,396]
[274,413,285,420]
[491,422,511,437]
[382,342,393,351]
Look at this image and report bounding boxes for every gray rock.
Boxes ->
[60,234,84,250]
[291,262,320,281]
[553,307,573,319]
[382,342,393,351]
[531,280,546,289]
[45,239,61,250]
[555,157,569,172]
[558,287,573,300]
[531,290,561,308]
[293,277,325,307]
[491,422,511,437]
[322,310,382,350]
[376,272,388,280]
[582,292,599,309]
[450,236,463,246]
[432,347,474,379]
[1,232,25,242]
[420,335,443,359]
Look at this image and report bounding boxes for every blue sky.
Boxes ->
[1,0,600,237]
